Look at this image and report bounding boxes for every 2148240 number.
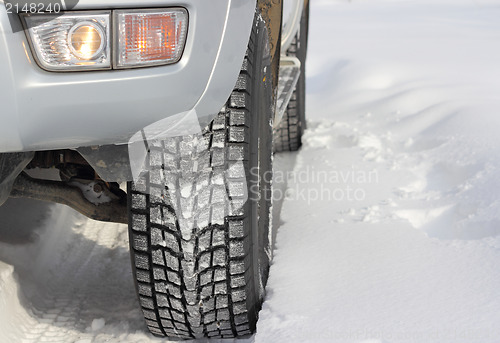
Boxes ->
[5,2,61,14]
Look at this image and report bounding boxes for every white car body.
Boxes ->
[0,0,302,153]
[0,0,257,153]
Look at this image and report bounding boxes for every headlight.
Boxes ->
[23,12,111,71]
[115,9,188,68]
[68,22,106,60]
[22,8,188,72]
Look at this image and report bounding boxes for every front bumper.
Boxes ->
[0,0,255,153]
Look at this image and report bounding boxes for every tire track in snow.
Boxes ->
[0,199,155,343]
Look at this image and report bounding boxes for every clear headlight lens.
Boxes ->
[115,9,188,68]
[23,12,111,71]
[68,22,106,60]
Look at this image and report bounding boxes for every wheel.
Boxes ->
[274,3,309,152]
[127,14,274,339]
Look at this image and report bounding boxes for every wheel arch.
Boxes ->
[258,0,283,95]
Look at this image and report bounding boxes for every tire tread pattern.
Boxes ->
[273,6,308,152]
[128,23,260,340]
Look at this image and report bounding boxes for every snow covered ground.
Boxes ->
[2,0,500,342]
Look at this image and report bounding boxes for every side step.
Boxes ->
[275,56,301,126]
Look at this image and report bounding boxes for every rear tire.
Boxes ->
[274,3,309,152]
[128,14,274,339]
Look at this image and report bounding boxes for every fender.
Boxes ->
[258,0,308,103]
[258,0,283,93]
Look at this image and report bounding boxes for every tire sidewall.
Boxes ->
[246,15,275,329]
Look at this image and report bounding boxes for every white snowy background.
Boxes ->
[2,0,500,342]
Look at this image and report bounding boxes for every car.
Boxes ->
[0,0,309,339]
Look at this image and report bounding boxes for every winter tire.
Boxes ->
[274,3,310,152]
[127,14,274,339]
